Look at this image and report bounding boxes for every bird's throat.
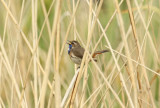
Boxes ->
[68,44,72,54]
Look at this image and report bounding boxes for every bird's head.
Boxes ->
[67,40,81,48]
[67,40,81,54]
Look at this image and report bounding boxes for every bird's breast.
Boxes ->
[68,44,72,54]
[69,51,81,65]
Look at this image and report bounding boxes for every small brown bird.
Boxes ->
[67,40,109,65]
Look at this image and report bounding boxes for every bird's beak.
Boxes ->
[66,40,71,44]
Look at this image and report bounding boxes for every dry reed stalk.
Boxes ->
[54,6,62,107]
[126,0,142,88]
[126,1,156,107]
[12,0,26,107]
[118,11,155,89]
[121,5,160,17]
[114,0,138,107]
[84,47,125,107]
[33,0,55,55]
[105,3,143,87]
[79,1,93,107]
[0,0,159,107]
[80,0,104,107]
[90,0,144,107]
[91,0,124,55]
[59,0,80,57]
[1,0,33,53]
[0,96,5,107]
[72,0,78,75]
[133,0,157,107]
[79,72,88,107]
[80,61,89,107]
[69,0,104,107]
[31,2,56,106]
[126,0,143,107]
[150,70,160,85]
[69,0,94,106]
[18,57,33,108]
[40,0,54,39]
[61,68,80,107]
[2,0,10,44]
[88,0,135,107]
[85,8,158,104]
[58,0,81,107]
[102,46,136,107]
[3,0,28,107]
[84,84,103,108]
[47,81,55,108]
[87,2,138,101]
[35,2,56,103]
[32,0,38,107]
[85,1,132,108]
[105,46,160,76]
[0,36,22,101]
[134,0,159,63]
[39,0,61,107]
[72,28,127,107]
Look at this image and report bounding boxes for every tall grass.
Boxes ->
[0,0,160,107]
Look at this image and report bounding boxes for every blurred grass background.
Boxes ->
[0,0,160,107]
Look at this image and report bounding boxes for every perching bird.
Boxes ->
[67,40,109,65]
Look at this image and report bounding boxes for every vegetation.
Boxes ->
[0,0,160,107]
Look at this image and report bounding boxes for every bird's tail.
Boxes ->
[92,49,109,58]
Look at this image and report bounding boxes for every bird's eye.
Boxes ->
[74,42,77,44]
[72,42,75,44]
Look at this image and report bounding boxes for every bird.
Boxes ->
[67,40,109,65]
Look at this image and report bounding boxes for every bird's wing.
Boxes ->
[71,47,84,59]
